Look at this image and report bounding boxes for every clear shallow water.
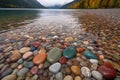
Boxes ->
[0,9,85,36]
[0,9,82,31]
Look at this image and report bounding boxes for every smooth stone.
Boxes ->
[0,48,3,53]
[74,76,82,80]
[38,48,46,54]
[63,46,76,59]
[1,75,16,80]
[98,65,116,79]
[87,46,94,50]
[83,41,89,45]
[12,69,18,75]
[89,59,98,64]
[71,66,80,75]
[30,66,38,74]
[47,47,62,63]
[65,37,74,43]
[64,75,73,80]
[76,47,84,53]
[64,67,71,74]
[23,39,30,47]
[43,61,50,69]
[33,42,40,48]
[17,64,23,69]
[1,68,13,78]
[10,50,21,61]
[91,63,98,70]
[23,61,34,68]
[17,76,24,80]
[17,67,29,76]
[55,72,63,80]
[33,50,38,56]
[32,75,38,80]
[114,78,120,80]
[59,56,67,64]
[19,47,30,54]
[0,65,9,74]
[83,50,97,59]
[4,46,13,52]
[66,60,72,66]
[0,64,4,69]
[22,52,33,59]
[38,63,44,69]
[17,58,23,64]
[91,71,103,80]
[81,67,91,77]
[53,35,59,39]
[11,63,18,69]
[33,53,47,64]
[49,62,61,73]
[30,47,37,52]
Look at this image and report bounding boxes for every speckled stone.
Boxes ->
[1,68,13,78]
[81,67,91,77]
[55,72,63,80]
[91,71,103,80]
[23,61,34,68]
[17,58,23,64]
[19,47,30,54]
[17,67,29,76]
[1,75,16,80]
[49,62,61,73]
[47,47,62,63]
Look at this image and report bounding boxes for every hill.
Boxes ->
[0,0,45,8]
[61,0,120,9]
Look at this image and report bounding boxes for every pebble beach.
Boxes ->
[0,9,120,80]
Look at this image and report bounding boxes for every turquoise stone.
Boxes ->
[83,50,97,59]
[63,46,76,59]
[47,47,62,63]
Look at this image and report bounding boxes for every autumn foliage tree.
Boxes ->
[61,0,120,9]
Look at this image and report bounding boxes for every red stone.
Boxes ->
[76,48,84,53]
[98,65,116,79]
[33,42,40,47]
[104,62,114,69]
[30,66,38,74]
[59,56,67,64]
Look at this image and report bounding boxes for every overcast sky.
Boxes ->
[37,0,74,7]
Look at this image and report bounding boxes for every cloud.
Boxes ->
[38,0,74,7]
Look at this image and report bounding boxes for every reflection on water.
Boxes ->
[21,9,82,35]
[0,9,85,38]
[0,9,39,30]
[0,9,83,35]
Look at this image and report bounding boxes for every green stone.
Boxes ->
[63,46,76,59]
[47,47,62,63]
[114,78,120,80]
[83,50,97,59]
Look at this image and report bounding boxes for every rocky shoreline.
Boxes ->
[0,9,120,80]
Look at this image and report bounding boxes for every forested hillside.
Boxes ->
[61,0,120,9]
[0,0,45,8]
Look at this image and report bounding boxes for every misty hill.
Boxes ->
[61,0,120,9]
[0,0,45,8]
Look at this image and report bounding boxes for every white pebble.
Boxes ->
[92,71,103,80]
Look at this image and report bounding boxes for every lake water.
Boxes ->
[0,9,83,31]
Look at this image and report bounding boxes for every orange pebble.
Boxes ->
[76,48,84,53]
[33,53,47,64]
